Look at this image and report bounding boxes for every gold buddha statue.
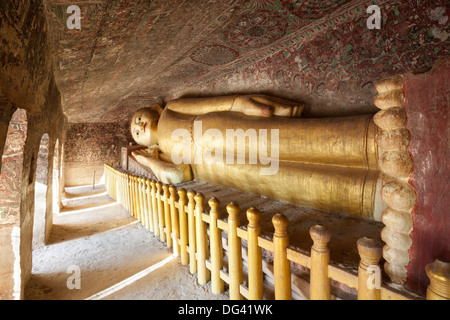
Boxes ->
[130,95,383,220]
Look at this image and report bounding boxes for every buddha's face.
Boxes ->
[131,108,160,146]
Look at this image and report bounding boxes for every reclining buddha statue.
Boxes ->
[130,95,383,220]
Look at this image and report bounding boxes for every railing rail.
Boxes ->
[104,164,448,300]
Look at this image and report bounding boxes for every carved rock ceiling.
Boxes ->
[43,0,450,122]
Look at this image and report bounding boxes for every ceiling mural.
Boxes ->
[170,0,450,116]
[222,9,289,48]
[43,0,449,122]
[190,45,240,66]
[279,0,353,19]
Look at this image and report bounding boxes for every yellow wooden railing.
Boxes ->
[104,164,449,300]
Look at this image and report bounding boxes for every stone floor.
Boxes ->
[25,183,228,300]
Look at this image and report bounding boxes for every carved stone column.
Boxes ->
[373,75,416,283]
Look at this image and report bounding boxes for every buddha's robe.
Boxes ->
[157,108,382,219]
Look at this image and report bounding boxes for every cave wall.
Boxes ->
[0,110,28,224]
[0,0,67,299]
[62,94,154,186]
[0,108,27,300]
[63,122,133,187]
[403,58,450,293]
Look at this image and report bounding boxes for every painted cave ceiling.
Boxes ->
[43,0,450,123]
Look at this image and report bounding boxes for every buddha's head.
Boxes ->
[130,103,163,146]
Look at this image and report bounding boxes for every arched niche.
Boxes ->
[32,133,49,249]
[52,139,61,215]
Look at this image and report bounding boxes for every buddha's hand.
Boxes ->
[146,145,160,158]
[132,147,159,161]
[232,95,304,117]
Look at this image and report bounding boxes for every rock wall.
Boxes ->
[403,58,450,293]
[63,122,133,186]
[0,0,67,299]
[0,108,27,300]
[0,109,28,225]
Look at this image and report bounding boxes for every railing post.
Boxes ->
[145,180,154,232]
[120,172,125,206]
[123,173,128,209]
[114,170,118,201]
[117,170,120,201]
[310,225,331,300]
[124,174,128,210]
[131,176,137,218]
[247,207,263,300]
[141,178,150,229]
[227,202,243,300]
[116,171,121,204]
[119,172,125,207]
[163,184,172,248]
[151,180,159,236]
[125,174,129,210]
[209,197,224,294]
[127,174,132,213]
[114,169,118,200]
[169,186,180,256]
[178,188,189,265]
[114,171,120,203]
[111,167,114,197]
[187,190,197,274]
[104,165,109,196]
[110,168,114,200]
[426,258,450,300]
[156,181,165,242]
[120,172,124,209]
[272,213,291,300]
[137,178,144,224]
[357,237,382,300]
[118,172,125,207]
[143,178,150,228]
[195,193,210,285]
[104,165,108,193]
[128,174,134,215]
[137,177,142,224]
[106,165,110,194]
[110,167,114,198]
[106,165,109,194]
[134,176,140,219]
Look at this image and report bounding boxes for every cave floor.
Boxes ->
[25,183,228,300]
